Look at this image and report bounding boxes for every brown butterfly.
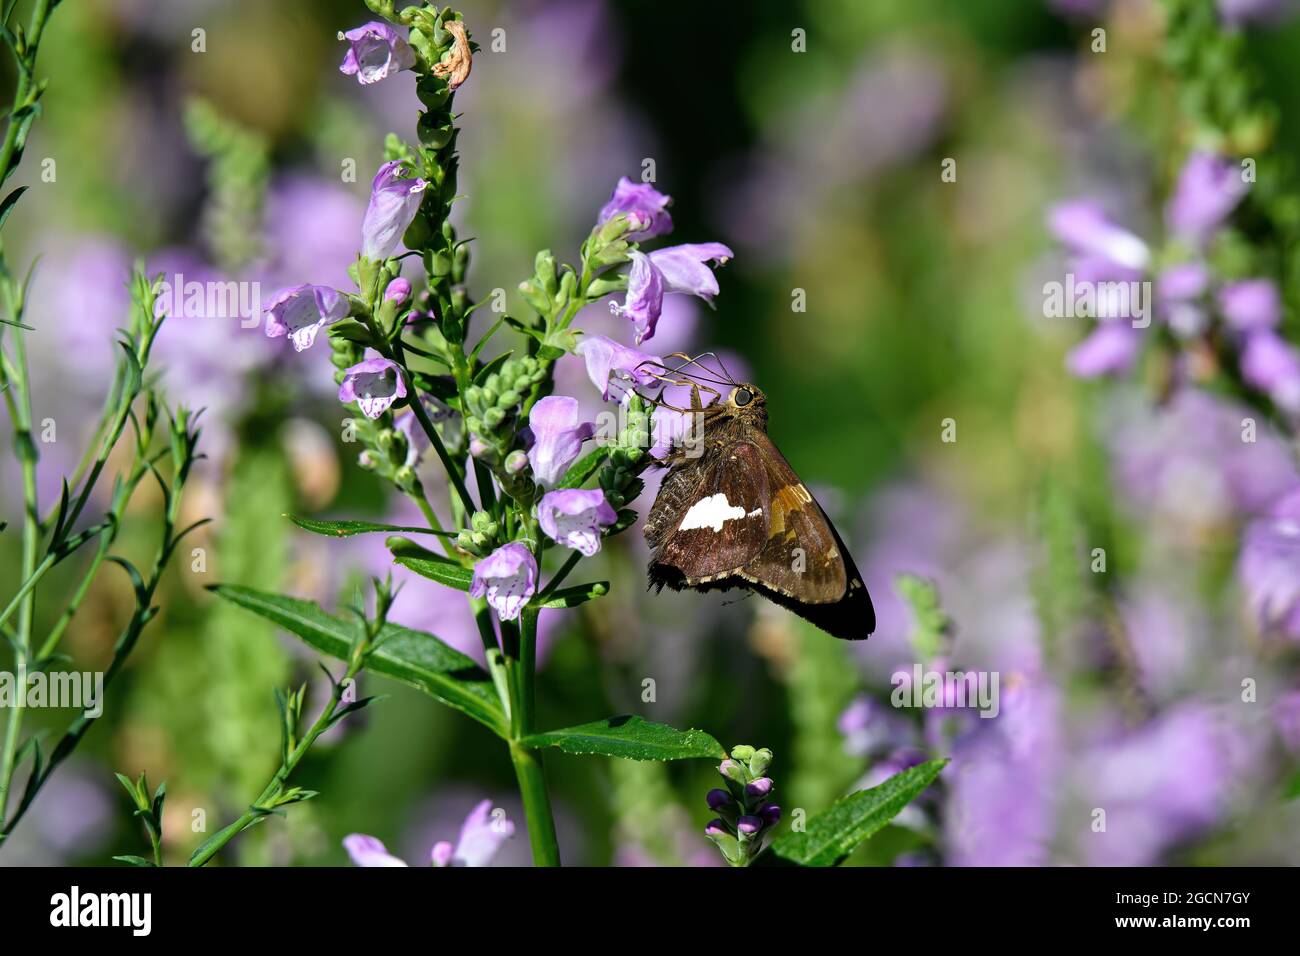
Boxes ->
[642,356,874,641]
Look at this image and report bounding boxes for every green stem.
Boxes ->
[505,606,560,866]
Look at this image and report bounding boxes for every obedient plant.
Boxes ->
[111,2,942,867]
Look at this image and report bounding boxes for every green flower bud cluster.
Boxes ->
[463,355,547,453]
[455,510,501,556]
[518,248,579,323]
[705,745,780,868]
[583,213,640,270]
[597,393,651,509]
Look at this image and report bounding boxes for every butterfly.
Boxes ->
[641,355,875,641]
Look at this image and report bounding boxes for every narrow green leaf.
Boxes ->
[771,759,948,867]
[558,446,610,489]
[523,715,726,761]
[208,585,505,736]
[111,855,157,867]
[533,581,608,609]
[390,543,474,592]
[287,515,455,538]
[0,184,25,231]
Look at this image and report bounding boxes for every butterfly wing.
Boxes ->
[737,431,875,640]
[647,441,771,586]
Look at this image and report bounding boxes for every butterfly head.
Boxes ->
[726,384,767,421]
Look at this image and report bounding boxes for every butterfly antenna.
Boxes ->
[663,352,737,388]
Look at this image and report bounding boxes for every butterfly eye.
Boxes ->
[733,388,753,407]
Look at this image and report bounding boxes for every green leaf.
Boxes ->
[523,715,726,762]
[112,855,157,867]
[534,581,608,609]
[0,184,25,231]
[287,515,455,538]
[390,542,474,592]
[558,446,610,489]
[208,585,505,736]
[771,759,948,867]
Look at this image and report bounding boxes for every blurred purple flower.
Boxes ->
[264,283,349,351]
[526,396,594,487]
[838,694,918,758]
[1273,691,1300,752]
[338,355,407,418]
[1239,486,1300,639]
[265,175,367,289]
[599,176,673,240]
[345,800,514,867]
[1157,262,1210,337]
[1240,330,1300,414]
[471,543,538,621]
[1166,151,1248,246]
[362,161,429,260]
[1066,320,1141,378]
[343,833,409,867]
[946,677,1062,866]
[611,244,734,344]
[1048,200,1151,273]
[537,488,618,556]
[1108,389,1298,523]
[1073,705,1241,865]
[1220,278,1281,332]
[573,334,663,400]
[430,800,516,867]
[339,21,416,86]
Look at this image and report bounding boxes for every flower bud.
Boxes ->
[718,759,748,785]
[749,748,773,777]
[730,744,756,762]
[504,449,529,474]
[759,803,781,827]
[384,278,412,303]
[736,815,763,837]
[469,435,491,458]
[703,818,729,840]
[745,777,774,800]
[706,788,732,811]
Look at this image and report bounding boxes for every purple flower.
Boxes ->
[339,21,417,86]
[264,284,350,351]
[598,176,673,240]
[1166,151,1248,245]
[338,355,408,418]
[526,396,594,487]
[470,543,538,621]
[736,816,763,836]
[610,243,734,344]
[1239,487,1300,638]
[430,800,516,867]
[705,789,732,811]
[345,800,514,868]
[537,489,618,556]
[1219,278,1281,332]
[1274,691,1300,753]
[385,277,413,303]
[1066,320,1140,378]
[1048,200,1151,272]
[573,334,663,401]
[1240,330,1300,413]
[343,833,409,867]
[362,161,429,261]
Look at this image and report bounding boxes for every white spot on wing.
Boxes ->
[680,493,748,532]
